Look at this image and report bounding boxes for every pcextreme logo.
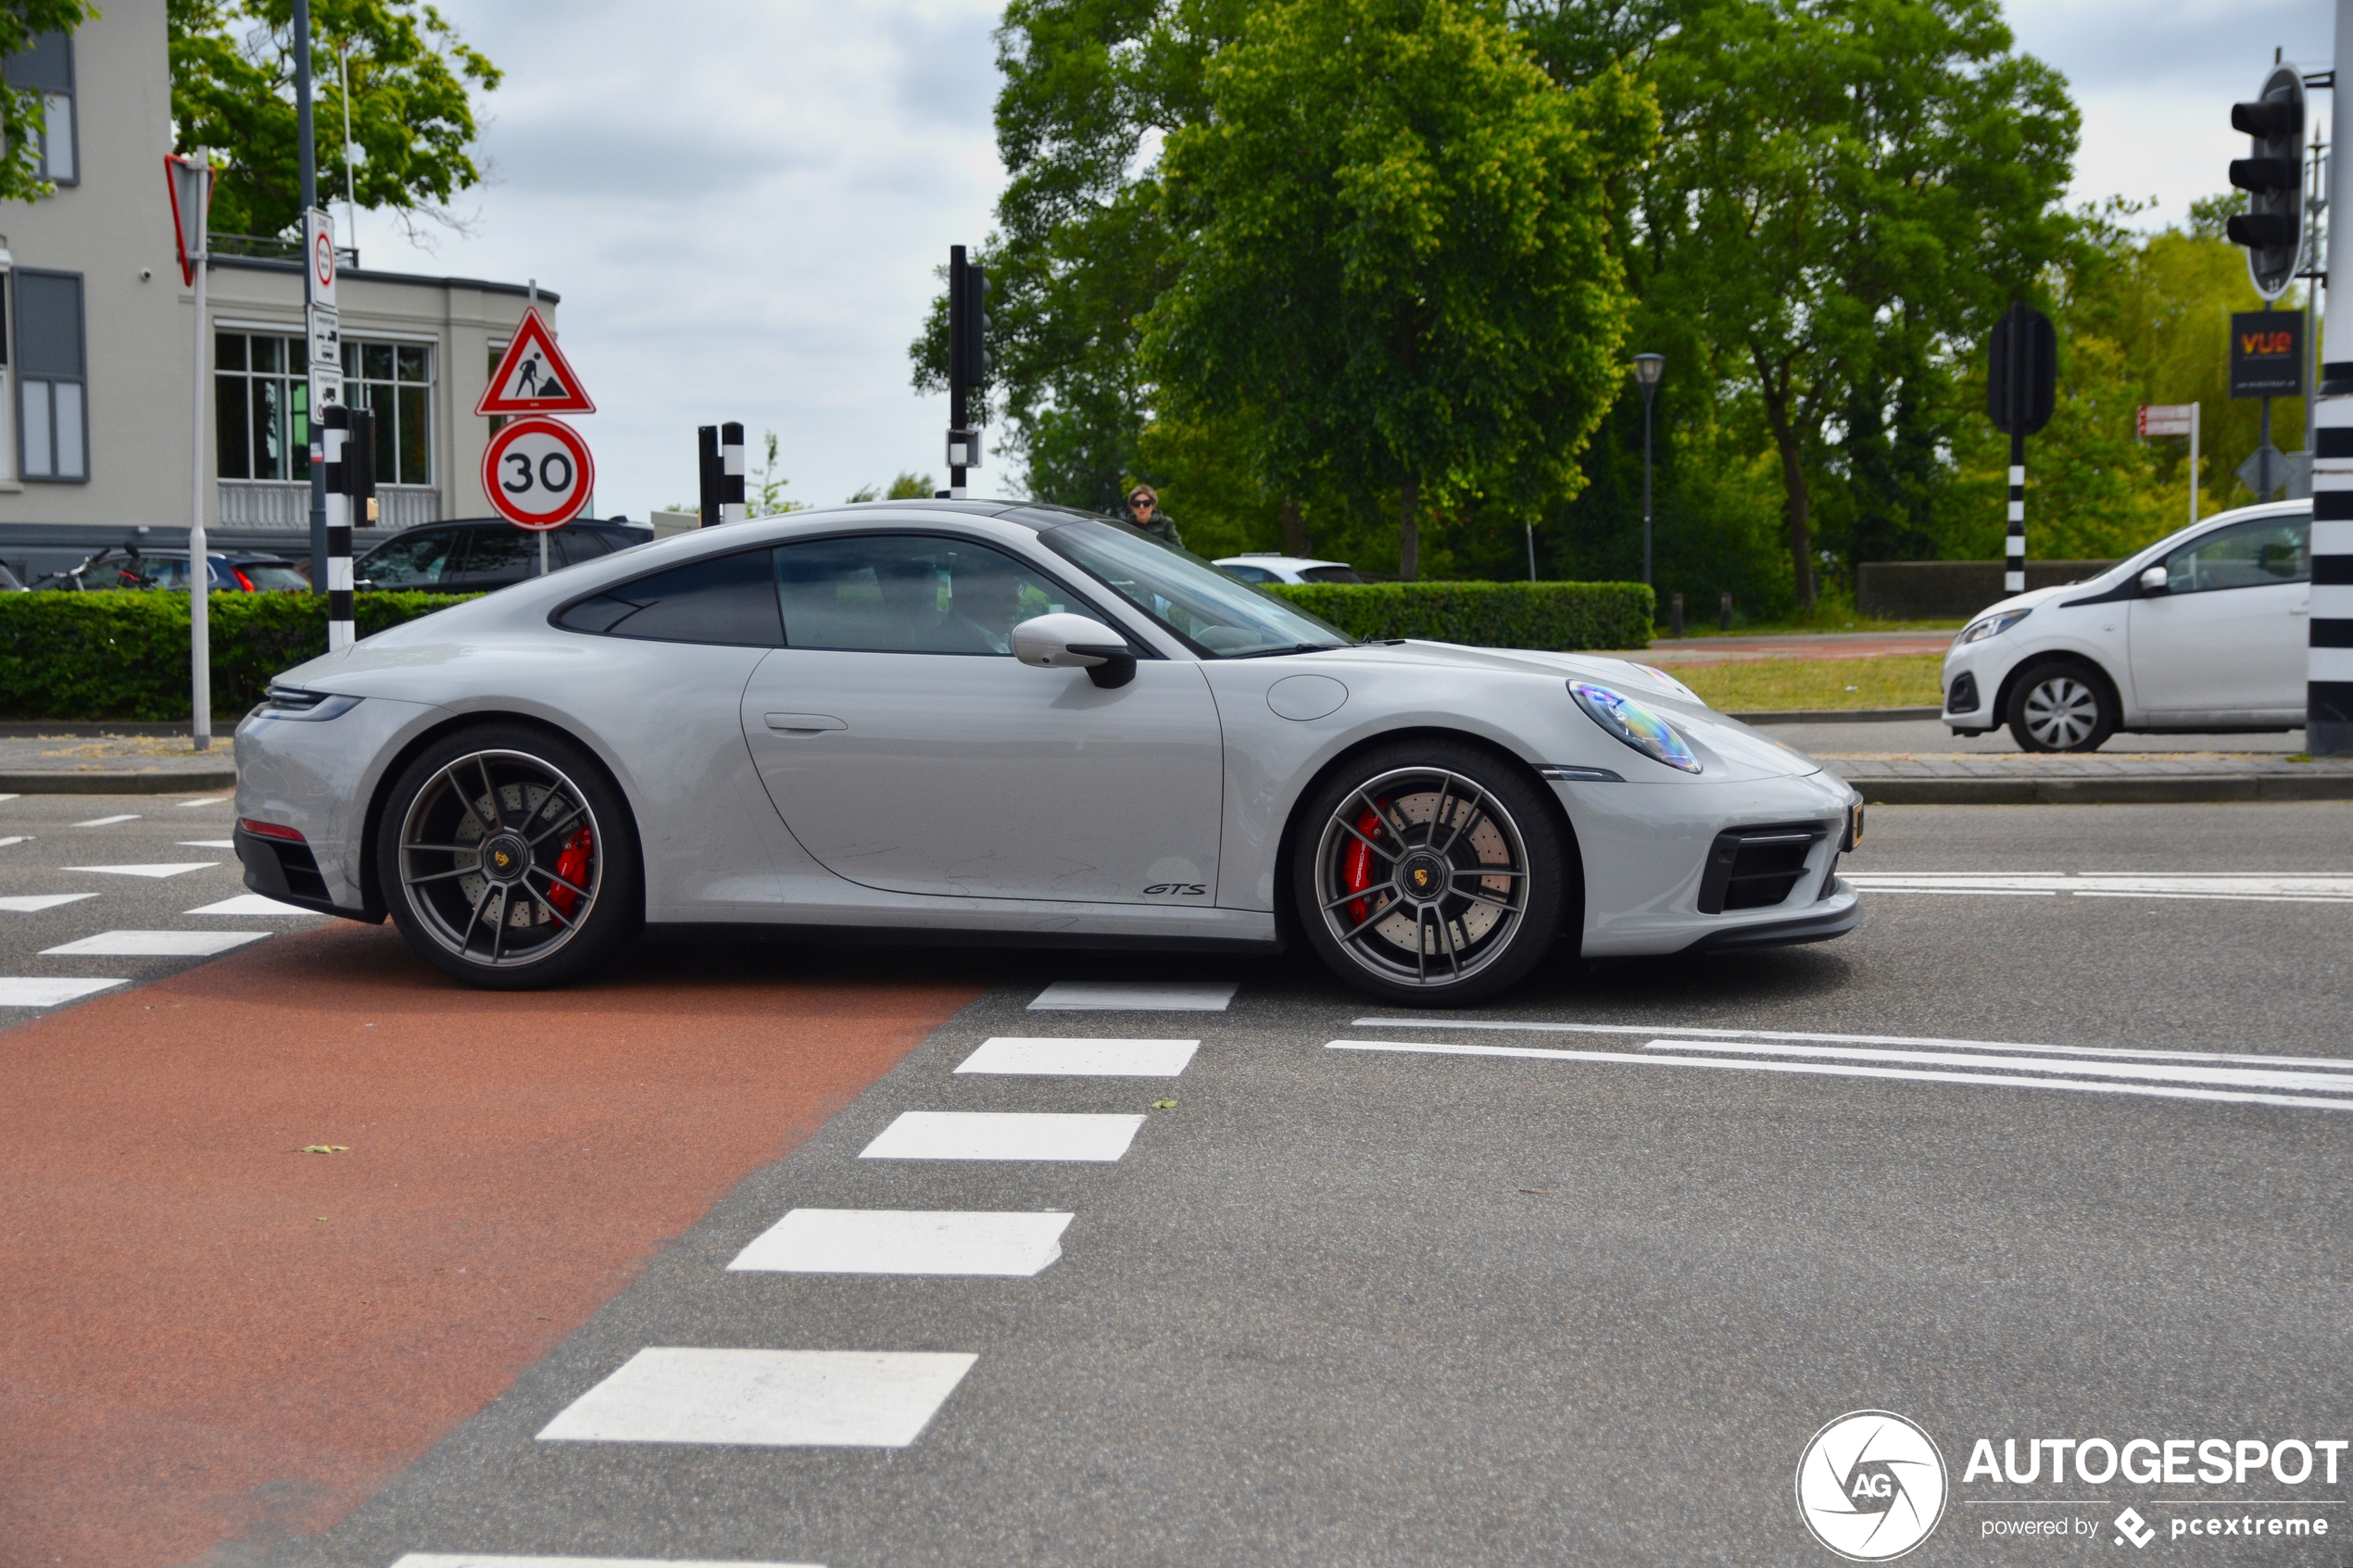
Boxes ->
[1797,1411,1951,1561]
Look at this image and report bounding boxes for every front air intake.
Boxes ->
[1697,823,1828,914]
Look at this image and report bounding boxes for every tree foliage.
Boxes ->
[0,0,100,204]
[168,0,499,240]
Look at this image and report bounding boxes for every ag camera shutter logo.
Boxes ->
[1796,1411,1949,1561]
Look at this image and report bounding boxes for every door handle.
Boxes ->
[763,712,848,734]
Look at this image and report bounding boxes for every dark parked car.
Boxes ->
[355,518,653,594]
[36,549,311,592]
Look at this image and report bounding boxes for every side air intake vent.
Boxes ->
[1697,823,1829,915]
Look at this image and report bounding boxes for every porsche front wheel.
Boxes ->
[1292,744,1568,1005]
[376,725,641,989]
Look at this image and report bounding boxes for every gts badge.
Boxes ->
[1143,883,1207,897]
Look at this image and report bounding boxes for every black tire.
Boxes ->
[1290,740,1569,1005]
[375,723,642,989]
[2006,660,2117,753]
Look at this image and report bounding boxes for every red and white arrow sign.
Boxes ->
[476,307,596,416]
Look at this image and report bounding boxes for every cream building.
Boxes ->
[0,0,552,582]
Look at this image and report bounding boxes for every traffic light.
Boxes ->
[2227,63,2306,298]
[949,250,990,394]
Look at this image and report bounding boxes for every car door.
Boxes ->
[739,531,1225,903]
[2128,513,2310,719]
[355,529,463,590]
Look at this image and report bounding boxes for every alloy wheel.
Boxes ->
[396,749,602,969]
[1311,766,1531,990]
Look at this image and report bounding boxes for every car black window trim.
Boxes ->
[553,546,786,646]
[769,527,1149,658]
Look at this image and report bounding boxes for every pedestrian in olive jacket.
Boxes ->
[1120,483,1184,549]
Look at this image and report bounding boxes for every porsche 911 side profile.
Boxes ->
[233,502,1862,1003]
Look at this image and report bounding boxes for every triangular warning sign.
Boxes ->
[475,306,596,416]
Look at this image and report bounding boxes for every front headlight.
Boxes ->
[1957,608,2032,646]
[1568,681,1702,774]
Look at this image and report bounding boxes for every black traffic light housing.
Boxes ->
[948,247,990,395]
[2227,63,2306,298]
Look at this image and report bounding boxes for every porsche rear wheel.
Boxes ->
[1292,743,1567,1005]
[377,725,641,989]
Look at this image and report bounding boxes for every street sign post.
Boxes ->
[475,307,596,416]
[166,152,215,751]
[2138,402,2201,527]
[1987,301,2057,595]
[482,417,596,532]
[302,207,341,422]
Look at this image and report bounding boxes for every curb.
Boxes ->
[0,721,220,738]
[1732,707,1943,725]
[0,770,237,795]
[1845,773,2353,806]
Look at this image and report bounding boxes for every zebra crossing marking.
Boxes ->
[860,1110,1145,1162]
[536,1348,976,1449]
[1029,980,1236,1011]
[43,930,268,957]
[0,894,97,913]
[0,977,126,1007]
[955,1035,1199,1076]
[729,1209,1073,1277]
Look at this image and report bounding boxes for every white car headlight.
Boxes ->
[1957,608,2032,646]
[1569,681,1702,774]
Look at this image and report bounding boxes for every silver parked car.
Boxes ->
[233,502,1862,1003]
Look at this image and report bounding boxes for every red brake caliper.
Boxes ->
[547,826,594,919]
[1342,800,1386,923]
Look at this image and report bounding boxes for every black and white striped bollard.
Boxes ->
[2312,10,2353,757]
[2006,446,2025,596]
[321,405,372,651]
[721,421,746,524]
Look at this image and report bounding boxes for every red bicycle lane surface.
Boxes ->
[0,921,980,1567]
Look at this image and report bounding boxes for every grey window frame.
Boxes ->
[3,31,78,186]
[15,269,87,483]
[213,330,311,482]
[341,336,435,485]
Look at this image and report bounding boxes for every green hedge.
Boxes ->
[1265,580,1653,651]
[0,592,473,721]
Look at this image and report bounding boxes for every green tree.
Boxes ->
[1146,0,1652,578]
[847,471,938,502]
[1,1,101,203]
[168,0,499,239]
[1635,0,2076,604]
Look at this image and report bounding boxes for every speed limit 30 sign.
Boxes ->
[482,416,596,530]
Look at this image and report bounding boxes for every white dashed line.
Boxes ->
[536,1348,976,1449]
[728,1209,1074,1277]
[187,894,318,916]
[42,931,269,957]
[860,1110,1146,1162]
[175,797,232,807]
[1030,980,1237,1010]
[392,1557,824,1568]
[178,839,237,849]
[62,862,219,879]
[0,894,98,913]
[0,977,128,1007]
[0,836,29,850]
[71,814,141,828]
[1845,872,2353,903]
[955,1036,1199,1076]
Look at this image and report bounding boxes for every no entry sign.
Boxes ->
[482,416,596,530]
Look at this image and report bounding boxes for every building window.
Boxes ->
[343,338,434,484]
[214,331,310,482]
[3,31,77,185]
[16,270,86,481]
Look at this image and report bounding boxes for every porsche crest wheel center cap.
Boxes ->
[1400,852,1450,905]
[480,833,530,884]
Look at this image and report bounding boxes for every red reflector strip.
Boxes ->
[239,818,306,843]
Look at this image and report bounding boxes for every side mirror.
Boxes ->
[1012,612,1138,689]
[2138,566,2170,596]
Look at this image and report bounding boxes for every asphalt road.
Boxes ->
[7,798,2353,1566]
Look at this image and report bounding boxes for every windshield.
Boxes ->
[1040,518,1352,657]
[236,562,311,591]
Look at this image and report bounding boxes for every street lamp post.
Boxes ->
[1632,353,1666,588]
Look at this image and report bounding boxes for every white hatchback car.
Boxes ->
[1942,500,2310,750]
[1214,554,1370,584]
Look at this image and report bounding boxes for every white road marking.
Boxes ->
[177,839,237,849]
[0,794,18,803]
[860,1110,1145,1162]
[1350,1017,2353,1072]
[729,1209,1074,1277]
[956,1036,1200,1077]
[1644,1038,2353,1096]
[0,977,127,1007]
[1845,872,2353,903]
[0,836,29,849]
[0,894,98,913]
[175,796,231,807]
[1030,980,1237,1011]
[44,930,270,957]
[393,1557,824,1568]
[186,893,318,916]
[1326,1040,2353,1113]
[536,1348,976,1448]
[63,862,219,879]
[72,814,141,827]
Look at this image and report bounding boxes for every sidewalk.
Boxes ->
[1822,750,2353,804]
[0,731,236,794]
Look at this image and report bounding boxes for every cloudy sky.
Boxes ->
[341,0,2334,521]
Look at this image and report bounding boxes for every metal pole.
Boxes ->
[1525,521,1535,582]
[1641,395,1655,587]
[697,426,719,525]
[2311,0,2353,755]
[2190,400,2200,527]
[949,244,969,499]
[338,41,357,237]
[295,0,325,596]
[187,152,211,751]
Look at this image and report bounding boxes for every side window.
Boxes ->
[555,548,784,646]
[2,31,76,185]
[1297,565,1365,583]
[556,529,612,566]
[2164,516,2309,594]
[773,533,1084,655]
[459,525,544,583]
[17,270,86,480]
[360,531,460,587]
[1220,563,1277,583]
